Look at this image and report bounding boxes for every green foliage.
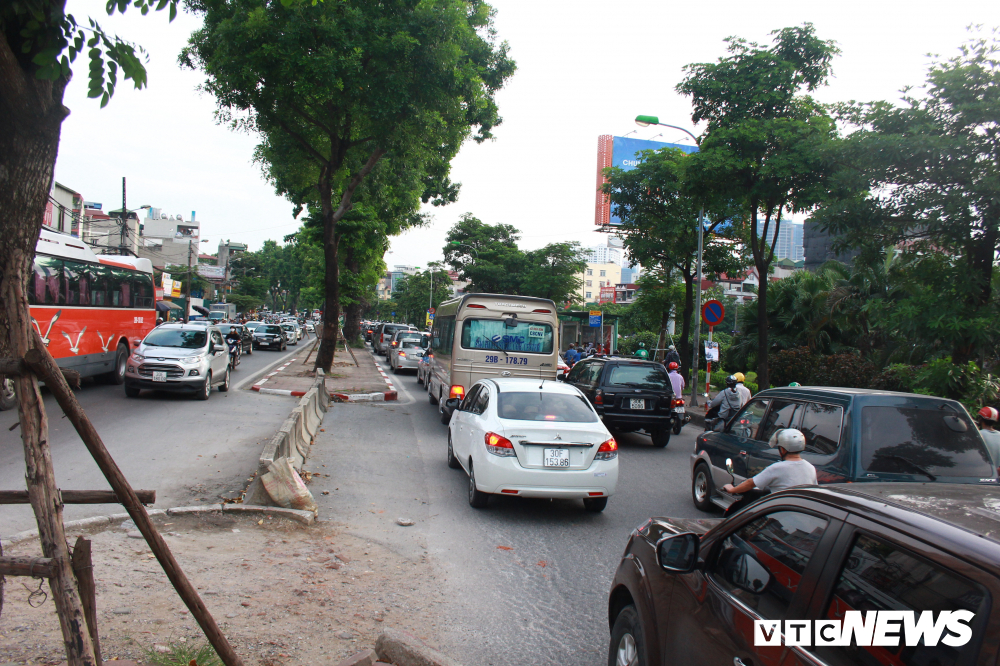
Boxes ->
[143,641,220,666]
[391,265,453,327]
[443,215,586,304]
[226,294,262,313]
[769,346,876,390]
[3,0,177,106]
[871,359,1000,413]
[814,27,1000,365]
[617,331,659,356]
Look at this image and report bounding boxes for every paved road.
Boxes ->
[0,336,313,536]
[309,347,707,666]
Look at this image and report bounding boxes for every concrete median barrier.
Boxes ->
[243,368,330,509]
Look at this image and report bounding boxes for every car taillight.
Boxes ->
[397,351,406,358]
[449,385,465,399]
[391,341,398,347]
[532,308,552,313]
[485,432,515,457]
[595,438,618,461]
[595,389,603,405]
[467,304,486,309]
[671,398,685,407]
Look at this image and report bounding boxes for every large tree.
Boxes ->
[604,147,747,374]
[181,0,515,370]
[678,24,842,389]
[392,264,456,326]
[813,29,1000,366]
[518,242,587,304]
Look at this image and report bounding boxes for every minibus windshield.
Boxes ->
[461,319,553,354]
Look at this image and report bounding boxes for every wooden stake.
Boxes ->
[0,555,55,577]
[0,490,155,504]
[71,537,102,665]
[24,341,245,666]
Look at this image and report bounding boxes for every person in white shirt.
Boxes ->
[667,361,685,399]
[978,406,1000,472]
[723,428,817,496]
[733,371,751,406]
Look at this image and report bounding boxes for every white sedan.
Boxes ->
[445,377,618,512]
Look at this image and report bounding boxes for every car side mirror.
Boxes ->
[556,374,566,382]
[445,398,461,411]
[656,533,700,573]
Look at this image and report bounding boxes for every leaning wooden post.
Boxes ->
[24,340,245,666]
[4,270,95,665]
[71,537,102,665]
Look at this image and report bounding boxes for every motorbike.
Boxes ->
[671,397,691,435]
[721,457,768,518]
[227,340,241,369]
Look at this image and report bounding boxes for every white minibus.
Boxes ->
[427,294,559,424]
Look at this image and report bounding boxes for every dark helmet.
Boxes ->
[725,375,738,389]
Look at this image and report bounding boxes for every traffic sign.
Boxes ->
[589,310,602,327]
[701,300,725,327]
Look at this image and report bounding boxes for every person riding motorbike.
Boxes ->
[733,371,751,406]
[978,406,1000,471]
[706,375,742,431]
[664,345,681,367]
[225,327,242,367]
[721,428,817,516]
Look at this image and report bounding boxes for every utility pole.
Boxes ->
[121,177,127,255]
[185,239,193,324]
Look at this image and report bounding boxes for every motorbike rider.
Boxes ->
[664,345,681,367]
[707,375,743,431]
[667,361,684,399]
[978,406,1000,471]
[721,428,817,515]
[225,326,242,362]
[634,342,649,360]
[733,372,751,406]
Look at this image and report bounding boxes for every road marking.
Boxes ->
[233,346,303,391]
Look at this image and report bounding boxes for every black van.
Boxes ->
[690,387,998,511]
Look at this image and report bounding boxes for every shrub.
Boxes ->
[744,381,758,394]
[870,364,918,392]
[769,347,816,387]
[769,347,875,389]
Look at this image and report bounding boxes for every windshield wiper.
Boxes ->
[484,336,509,358]
[874,453,937,481]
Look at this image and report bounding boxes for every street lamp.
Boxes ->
[635,114,706,407]
[448,241,479,261]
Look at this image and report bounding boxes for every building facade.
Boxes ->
[136,211,202,268]
[760,221,804,261]
[579,262,622,303]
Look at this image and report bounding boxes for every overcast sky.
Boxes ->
[55,0,999,268]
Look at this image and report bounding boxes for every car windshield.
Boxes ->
[497,391,598,422]
[246,322,262,330]
[461,319,554,354]
[607,364,669,390]
[861,406,994,478]
[144,329,207,349]
[260,325,282,334]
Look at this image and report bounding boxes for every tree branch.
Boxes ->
[331,147,388,223]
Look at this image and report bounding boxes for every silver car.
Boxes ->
[388,331,429,373]
[280,323,299,345]
[124,323,231,400]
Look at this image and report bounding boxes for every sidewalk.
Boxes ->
[250,340,395,400]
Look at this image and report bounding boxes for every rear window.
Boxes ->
[497,391,598,422]
[461,319,554,354]
[861,406,994,478]
[606,364,669,391]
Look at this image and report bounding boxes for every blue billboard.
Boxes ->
[597,135,699,226]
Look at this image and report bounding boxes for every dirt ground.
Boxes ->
[0,511,446,665]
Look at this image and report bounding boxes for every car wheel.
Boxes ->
[124,385,140,398]
[468,461,488,508]
[651,428,670,448]
[583,496,608,512]
[0,376,17,411]
[416,371,423,386]
[447,432,461,469]
[392,362,399,374]
[672,419,682,435]
[219,366,231,392]
[608,605,645,666]
[246,344,253,355]
[692,462,715,512]
[109,341,129,385]
[196,372,212,401]
[429,386,439,406]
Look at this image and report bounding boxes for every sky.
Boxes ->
[54,0,1000,268]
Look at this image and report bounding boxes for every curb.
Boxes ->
[332,391,397,402]
[3,504,315,545]
[371,355,399,399]
[252,386,308,396]
[375,627,463,666]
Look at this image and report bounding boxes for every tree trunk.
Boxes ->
[655,309,669,363]
[756,273,769,390]
[1,35,97,666]
[342,251,362,342]
[315,169,340,372]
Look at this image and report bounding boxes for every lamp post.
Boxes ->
[448,241,478,261]
[635,115,706,407]
[185,238,209,323]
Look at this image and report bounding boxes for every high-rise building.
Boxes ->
[584,244,622,265]
[760,221,804,261]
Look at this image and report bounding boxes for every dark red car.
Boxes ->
[607,483,1000,666]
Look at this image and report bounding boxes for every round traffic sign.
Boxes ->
[702,300,725,326]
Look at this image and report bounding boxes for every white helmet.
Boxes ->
[767,428,806,453]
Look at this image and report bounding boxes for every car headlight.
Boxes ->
[179,354,206,365]
[131,353,145,362]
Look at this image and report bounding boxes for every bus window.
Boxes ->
[63,260,91,305]
[111,268,132,307]
[461,319,553,354]
[90,264,111,306]
[133,272,154,308]
[435,316,455,358]
[32,255,63,306]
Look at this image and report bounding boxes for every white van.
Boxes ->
[427,294,559,424]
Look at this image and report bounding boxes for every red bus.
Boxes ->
[25,227,157,384]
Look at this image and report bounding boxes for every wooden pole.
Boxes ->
[5,276,95,665]
[0,556,56,577]
[0,490,155,504]
[71,537,102,665]
[0,358,79,387]
[24,340,245,666]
